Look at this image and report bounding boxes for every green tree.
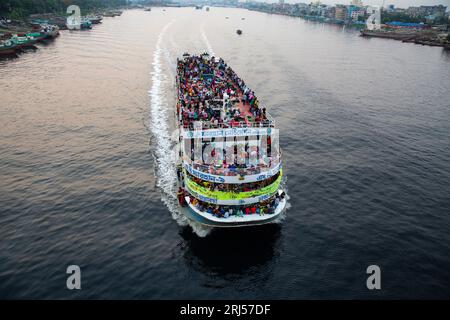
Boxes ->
[381,11,425,24]
[357,15,366,22]
[0,0,128,18]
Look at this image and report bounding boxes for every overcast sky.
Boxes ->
[277,0,450,9]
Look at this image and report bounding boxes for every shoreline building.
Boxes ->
[406,5,447,18]
[335,4,347,21]
[348,5,366,21]
[351,0,364,6]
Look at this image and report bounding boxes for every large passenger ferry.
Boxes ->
[176,53,286,227]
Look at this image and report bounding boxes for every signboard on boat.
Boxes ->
[182,127,275,139]
[186,187,276,206]
[183,161,282,184]
[184,170,282,205]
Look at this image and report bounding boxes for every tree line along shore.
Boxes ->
[0,0,130,33]
[0,0,128,20]
[0,1,147,58]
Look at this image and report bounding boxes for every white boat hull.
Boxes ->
[184,191,286,228]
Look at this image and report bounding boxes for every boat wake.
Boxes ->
[275,181,290,223]
[201,23,215,57]
[148,21,212,237]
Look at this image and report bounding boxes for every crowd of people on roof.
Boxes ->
[187,171,280,193]
[187,191,286,219]
[177,54,271,129]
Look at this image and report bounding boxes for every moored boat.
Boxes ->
[0,39,17,56]
[104,10,123,17]
[81,18,93,29]
[25,32,45,42]
[176,53,286,227]
[25,24,59,42]
[41,25,60,39]
[87,15,103,24]
[9,34,39,50]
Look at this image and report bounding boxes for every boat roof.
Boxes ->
[177,53,274,130]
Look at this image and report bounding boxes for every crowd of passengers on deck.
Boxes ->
[177,54,271,129]
[188,191,286,218]
[187,171,280,193]
[185,141,280,176]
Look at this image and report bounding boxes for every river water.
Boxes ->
[0,7,449,299]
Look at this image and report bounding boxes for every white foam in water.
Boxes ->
[274,191,290,224]
[279,178,291,221]
[149,21,212,237]
[201,22,215,57]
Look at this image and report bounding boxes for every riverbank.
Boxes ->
[0,2,132,32]
[360,29,450,49]
[245,8,366,29]
[242,6,450,49]
[0,7,130,58]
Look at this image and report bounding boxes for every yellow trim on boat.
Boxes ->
[185,170,282,200]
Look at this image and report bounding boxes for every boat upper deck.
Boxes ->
[177,53,274,129]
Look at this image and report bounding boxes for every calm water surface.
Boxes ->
[0,8,449,299]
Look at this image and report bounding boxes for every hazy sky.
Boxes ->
[278,0,450,9]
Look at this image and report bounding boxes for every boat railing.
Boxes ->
[184,157,282,177]
[181,118,275,130]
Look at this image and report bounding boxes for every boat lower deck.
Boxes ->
[184,191,286,227]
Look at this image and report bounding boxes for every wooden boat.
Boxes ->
[10,35,39,50]
[42,25,60,39]
[26,32,46,42]
[104,10,122,17]
[80,18,93,29]
[0,40,17,56]
[104,11,121,17]
[87,16,103,24]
